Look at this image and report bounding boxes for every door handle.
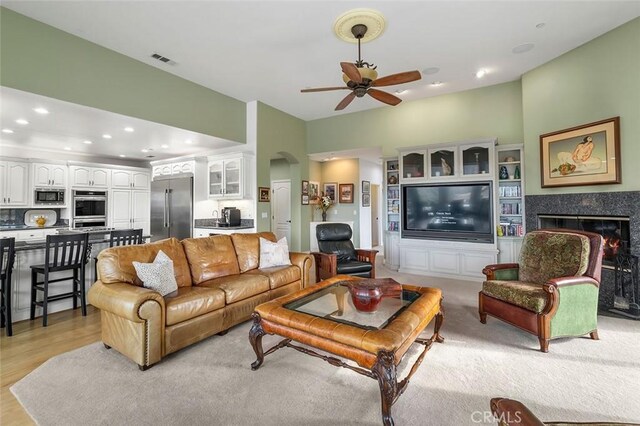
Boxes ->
[167,189,171,226]
[164,189,169,227]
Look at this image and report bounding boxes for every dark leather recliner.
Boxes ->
[311,223,378,282]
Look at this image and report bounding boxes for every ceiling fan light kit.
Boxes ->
[302,9,422,112]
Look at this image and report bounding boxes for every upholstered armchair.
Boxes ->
[480,229,604,352]
[311,223,378,282]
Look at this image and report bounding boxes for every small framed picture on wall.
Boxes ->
[258,187,270,202]
[309,181,320,204]
[302,180,309,195]
[323,183,337,203]
[362,180,370,194]
[339,183,354,203]
[301,194,309,205]
[362,193,370,207]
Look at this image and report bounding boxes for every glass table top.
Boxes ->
[284,279,420,330]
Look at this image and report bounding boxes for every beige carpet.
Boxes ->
[11,263,640,425]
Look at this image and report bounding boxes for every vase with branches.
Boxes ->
[318,195,333,222]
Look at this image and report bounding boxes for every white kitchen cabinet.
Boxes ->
[207,154,251,199]
[111,189,150,235]
[111,170,132,188]
[0,160,29,206]
[32,163,67,188]
[70,166,110,188]
[132,172,150,190]
[383,231,400,271]
[152,161,193,180]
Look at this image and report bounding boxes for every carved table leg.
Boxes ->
[249,313,266,370]
[434,299,445,343]
[372,350,398,426]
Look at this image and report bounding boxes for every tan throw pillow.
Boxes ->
[132,250,178,296]
[259,237,292,269]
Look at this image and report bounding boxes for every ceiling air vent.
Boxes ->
[151,53,176,65]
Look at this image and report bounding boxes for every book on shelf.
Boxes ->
[499,185,521,198]
[500,203,521,215]
[499,222,523,237]
[388,221,399,231]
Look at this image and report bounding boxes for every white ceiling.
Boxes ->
[0,87,241,161]
[3,1,638,122]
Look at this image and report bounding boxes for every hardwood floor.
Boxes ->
[0,306,101,425]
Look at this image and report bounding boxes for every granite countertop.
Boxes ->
[14,235,152,252]
[194,218,254,230]
[0,225,69,232]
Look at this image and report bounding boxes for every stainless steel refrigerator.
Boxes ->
[150,175,193,242]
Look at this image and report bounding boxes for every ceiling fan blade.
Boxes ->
[373,70,422,87]
[340,62,362,84]
[335,92,356,111]
[301,87,349,93]
[368,89,402,106]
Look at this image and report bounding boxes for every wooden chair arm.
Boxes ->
[482,263,519,280]
[356,249,378,278]
[490,398,544,426]
[311,252,337,283]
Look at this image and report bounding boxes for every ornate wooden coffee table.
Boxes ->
[249,276,444,426]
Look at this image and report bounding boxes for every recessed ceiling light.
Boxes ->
[102,134,112,139]
[141,149,149,153]
[124,127,134,132]
[512,43,535,54]
[64,147,71,151]
[2,129,14,134]
[83,140,93,144]
[33,107,49,114]
[422,67,440,75]
[536,22,546,29]
[15,119,29,125]
[119,154,126,158]
[475,69,487,78]
[430,81,443,87]
[394,90,407,95]
[161,144,169,148]
[185,139,193,144]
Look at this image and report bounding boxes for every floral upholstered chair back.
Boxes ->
[518,231,592,284]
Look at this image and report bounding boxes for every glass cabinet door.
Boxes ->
[401,151,425,179]
[209,162,223,196]
[461,145,490,176]
[224,159,241,196]
[429,149,455,177]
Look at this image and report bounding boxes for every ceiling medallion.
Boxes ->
[333,8,386,43]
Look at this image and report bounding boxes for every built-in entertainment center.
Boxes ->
[383,139,524,279]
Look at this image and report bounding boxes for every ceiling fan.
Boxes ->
[301,24,422,111]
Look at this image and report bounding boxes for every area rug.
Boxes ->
[11,269,640,425]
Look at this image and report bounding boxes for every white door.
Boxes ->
[111,190,132,229]
[71,166,91,187]
[132,172,150,190]
[271,180,291,243]
[131,190,150,235]
[111,170,132,188]
[33,164,51,187]
[91,168,109,188]
[6,162,29,205]
[371,184,380,247]
[0,162,7,205]
[50,165,67,187]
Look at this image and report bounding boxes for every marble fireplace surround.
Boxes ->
[525,191,640,312]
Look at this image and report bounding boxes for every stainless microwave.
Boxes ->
[34,188,66,206]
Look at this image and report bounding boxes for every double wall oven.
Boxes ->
[72,190,108,229]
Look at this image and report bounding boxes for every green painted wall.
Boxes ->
[522,17,640,195]
[306,80,524,156]
[270,159,291,181]
[0,7,246,143]
[256,102,310,251]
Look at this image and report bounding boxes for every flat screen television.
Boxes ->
[402,182,493,243]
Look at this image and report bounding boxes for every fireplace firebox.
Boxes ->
[538,215,630,269]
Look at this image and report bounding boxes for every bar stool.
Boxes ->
[93,229,143,282]
[30,233,90,327]
[0,237,16,336]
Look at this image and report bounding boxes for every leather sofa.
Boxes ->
[88,232,313,370]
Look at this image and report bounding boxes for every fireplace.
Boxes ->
[538,214,630,269]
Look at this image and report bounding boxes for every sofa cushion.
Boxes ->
[199,274,270,304]
[164,286,226,326]
[231,232,276,273]
[337,260,373,275]
[482,280,548,313]
[519,231,590,284]
[316,224,357,262]
[132,250,179,296]
[98,237,192,288]
[182,235,240,284]
[246,265,301,289]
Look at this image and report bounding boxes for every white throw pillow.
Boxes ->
[259,237,292,269]
[132,250,179,296]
